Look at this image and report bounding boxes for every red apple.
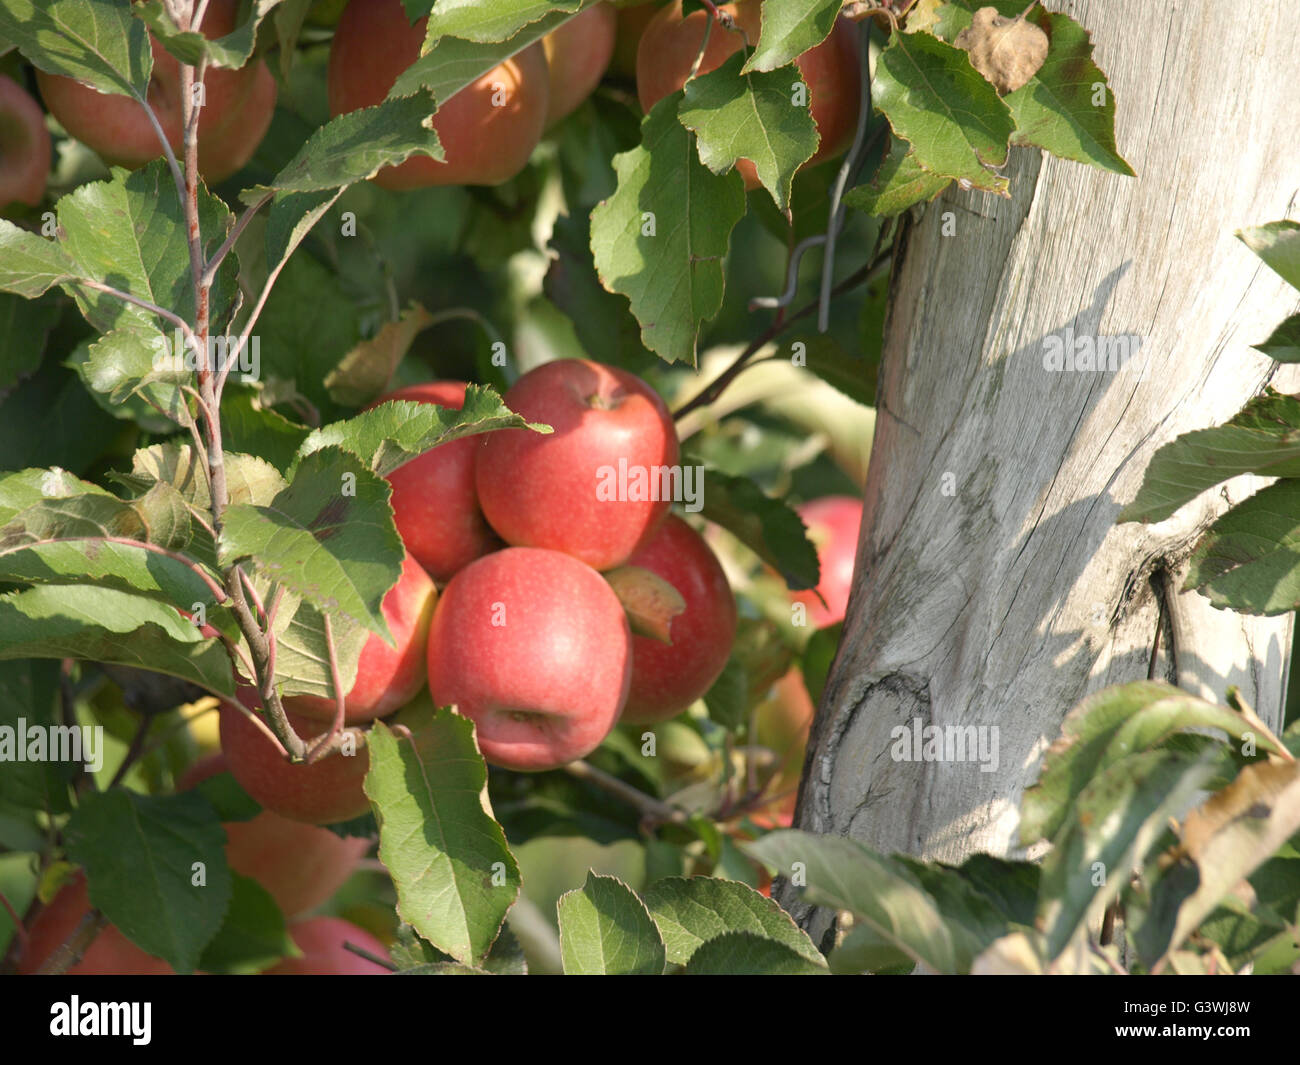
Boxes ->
[0,75,51,210]
[283,553,437,724]
[636,1,860,188]
[542,4,618,125]
[792,495,862,628]
[17,872,175,975]
[620,515,737,723]
[328,0,549,189]
[476,359,680,571]
[178,754,369,919]
[36,0,277,183]
[427,546,632,771]
[367,382,500,583]
[219,690,371,825]
[263,917,392,975]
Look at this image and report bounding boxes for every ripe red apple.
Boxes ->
[620,515,737,723]
[219,690,371,825]
[542,4,618,125]
[17,872,175,975]
[178,754,368,919]
[636,1,860,188]
[792,495,862,628]
[475,359,680,571]
[328,0,549,189]
[367,382,500,583]
[427,547,632,771]
[283,553,437,724]
[263,916,391,975]
[0,75,51,211]
[36,0,277,183]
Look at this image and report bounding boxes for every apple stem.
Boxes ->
[563,759,687,827]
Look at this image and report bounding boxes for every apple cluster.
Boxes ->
[218,358,739,833]
[1,1,861,213]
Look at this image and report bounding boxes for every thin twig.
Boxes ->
[201,192,274,288]
[107,714,152,790]
[0,890,28,957]
[563,760,687,826]
[341,941,398,971]
[36,909,107,975]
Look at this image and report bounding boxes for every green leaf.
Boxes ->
[248,96,444,197]
[0,478,220,609]
[365,707,521,966]
[682,931,829,974]
[58,162,238,335]
[1039,748,1220,959]
[136,0,276,69]
[693,463,820,591]
[801,621,841,707]
[422,0,582,43]
[69,324,191,427]
[829,921,915,974]
[294,385,547,478]
[591,95,747,365]
[1004,10,1134,176]
[0,222,77,299]
[745,829,982,973]
[557,872,666,974]
[131,443,287,512]
[263,189,347,271]
[871,28,1013,194]
[65,790,230,974]
[544,211,657,374]
[395,15,570,102]
[269,596,368,700]
[792,333,874,406]
[642,875,823,966]
[745,0,844,74]
[325,303,436,407]
[1020,680,1269,846]
[247,251,361,421]
[0,585,235,695]
[1253,314,1300,363]
[0,292,61,392]
[198,873,295,974]
[0,660,70,817]
[679,52,819,212]
[1184,479,1300,615]
[219,395,312,475]
[218,446,402,639]
[0,0,151,97]
[703,654,748,730]
[844,135,950,218]
[1239,220,1300,291]
[1160,760,1300,966]
[1118,390,1300,524]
